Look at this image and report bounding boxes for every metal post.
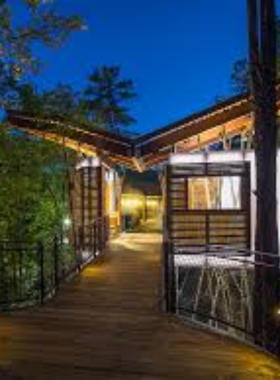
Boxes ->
[37,242,45,305]
[93,221,97,255]
[53,236,59,289]
[89,222,93,255]
[163,240,176,313]
[18,244,23,301]
[78,226,83,269]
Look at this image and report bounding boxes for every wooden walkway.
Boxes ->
[0,233,280,379]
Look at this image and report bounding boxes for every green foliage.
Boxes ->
[42,84,79,117]
[0,1,84,81]
[231,59,250,94]
[0,1,84,111]
[0,124,75,244]
[41,83,89,124]
[0,1,84,307]
[82,66,137,133]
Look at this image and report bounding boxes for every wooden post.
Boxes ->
[80,168,86,253]
[163,165,176,313]
[247,0,279,353]
[241,163,251,250]
[97,165,104,251]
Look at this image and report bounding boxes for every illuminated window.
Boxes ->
[187,176,241,210]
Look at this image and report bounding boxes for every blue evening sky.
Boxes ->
[33,0,280,134]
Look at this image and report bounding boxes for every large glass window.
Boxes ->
[187,176,241,210]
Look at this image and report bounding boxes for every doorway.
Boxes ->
[121,169,163,232]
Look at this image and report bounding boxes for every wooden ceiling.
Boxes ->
[6,86,280,172]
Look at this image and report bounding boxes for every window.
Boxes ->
[187,176,241,210]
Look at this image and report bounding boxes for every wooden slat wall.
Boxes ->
[71,165,104,248]
[165,162,251,252]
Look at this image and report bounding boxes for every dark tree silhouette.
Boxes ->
[247,0,279,353]
[0,1,84,80]
[231,19,279,94]
[83,66,137,133]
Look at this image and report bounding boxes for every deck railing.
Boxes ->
[0,216,109,310]
[163,241,280,355]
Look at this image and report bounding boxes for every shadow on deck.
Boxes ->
[0,233,279,379]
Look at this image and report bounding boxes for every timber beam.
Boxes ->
[5,84,280,172]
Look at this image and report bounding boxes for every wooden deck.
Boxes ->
[0,233,280,379]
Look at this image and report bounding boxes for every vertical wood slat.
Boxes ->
[241,162,251,249]
[167,162,251,251]
[97,166,103,251]
[163,165,176,312]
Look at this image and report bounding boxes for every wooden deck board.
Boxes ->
[0,233,280,379]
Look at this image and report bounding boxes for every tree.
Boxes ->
[0,2,84,304]
[247,0,279,353]
[231,59,251,94]
[82,66,137,133]
[231,18,280,93]
[42,84,79,117]
[0,123,79,304]
[0,123,76,243]
[0,1,84,82]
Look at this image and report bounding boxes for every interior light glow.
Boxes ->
[76,157,100,170]
[146,200,158,207]
[221,177,241,209]
[170,153,205,165]
[106,170,114,183]
[170,151,247,165]
[207,151,245,163]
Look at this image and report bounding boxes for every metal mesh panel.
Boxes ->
[175,249,254,339]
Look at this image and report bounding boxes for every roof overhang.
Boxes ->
[6,85,280,172]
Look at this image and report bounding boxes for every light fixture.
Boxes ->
[63,217,72,228]
[63,237,70,245]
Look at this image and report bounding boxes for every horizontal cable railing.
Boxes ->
[163,240,280,355]
[0,216,109,310]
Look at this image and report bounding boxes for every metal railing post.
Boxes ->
[53,236,59,290]
[169,241,177,313]
[98,218,103,252]
[163,240,176,313]
[37,241,45,305]
[89,222,93,255]
[18,243,23,301]
[93,221,97,255]
[77,226,83,270]
[106,216,110,244]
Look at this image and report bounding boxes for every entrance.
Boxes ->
[121,169,163,232]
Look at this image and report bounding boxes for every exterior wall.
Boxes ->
[70,158,102,247]
[104,170,121,234]
[71,158,121,241]
[169,150,280,250]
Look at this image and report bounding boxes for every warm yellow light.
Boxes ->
[146,199,158,208]
[121,198,142,208]
[121,195,145,213]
